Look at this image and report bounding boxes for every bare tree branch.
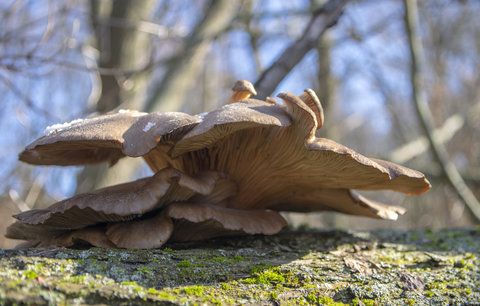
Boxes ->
[145,0,241,112]
[403,0,480,221]
[254,0,348,99]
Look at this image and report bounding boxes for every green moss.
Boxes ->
[176,260,192,268]
[208,255,245,264]
[220,283,233,290]
[68,274,87,284]
[306,292,318,304]
[270,291,279,300]
[183,285,205,296]
[147,288,176,301]
[424,290,434,298]
[361,299,376,306]
[162,247,174,254]
[406,298,416,306]
[313,295,346,306]
[22,270,38,280]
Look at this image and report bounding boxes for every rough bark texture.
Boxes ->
[0,229,478,305]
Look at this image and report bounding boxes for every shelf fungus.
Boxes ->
[6,80,431,249]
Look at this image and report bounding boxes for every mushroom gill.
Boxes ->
[7,81,431,249]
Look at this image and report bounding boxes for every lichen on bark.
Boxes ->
[0,228,478,305]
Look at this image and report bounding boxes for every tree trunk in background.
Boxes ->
[76,0,155,193]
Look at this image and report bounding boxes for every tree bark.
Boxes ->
[1,229,478,305]
[76,0,155,193]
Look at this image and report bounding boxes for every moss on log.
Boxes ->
[0,228,479,305]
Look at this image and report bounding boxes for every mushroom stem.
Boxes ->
[228,80,257,103]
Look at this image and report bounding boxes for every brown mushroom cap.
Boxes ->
[19,110,144,166]
[50,227,115,248]
[172,100,291,156]
[6,223,114,248]
[122,112,200,157]
[232,80,257,96]
[10,169,228,230]
[106,212,173,249]
[299,89,324,129]
[19,110,199,166]
[168,90,430,216]
[166,202,287,241]
[270,188,406,220]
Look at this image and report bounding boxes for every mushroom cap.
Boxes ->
[9,169,230,230]
[6,223,114,248]
[19,110,199,166]
[172,100,291,157]
[166,90,430,214]
[106,212,173,249]
[167,202,287,241]
[172,91,430,216]
[299,89,324,129]
[231,80,257,96]
[7,214,173,249]
[270,188,406,220]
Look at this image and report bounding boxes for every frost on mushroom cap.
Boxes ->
[19,111,146,165]
[121,112,200,157]
[19,110,200,166]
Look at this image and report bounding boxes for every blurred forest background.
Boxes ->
[1,0,479,248]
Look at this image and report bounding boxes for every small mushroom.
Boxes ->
[229,80,257,103]
[7,80,431,249]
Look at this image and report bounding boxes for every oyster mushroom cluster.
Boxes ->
[6,81,431,249]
